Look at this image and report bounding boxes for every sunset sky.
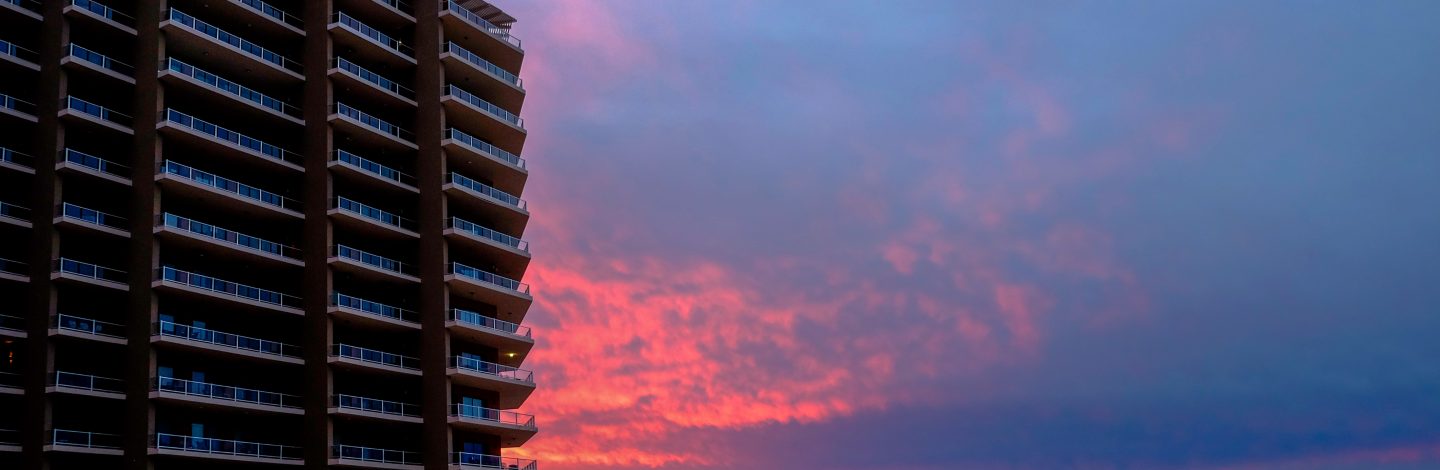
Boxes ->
[495,1,1440,469]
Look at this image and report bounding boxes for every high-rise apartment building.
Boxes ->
[0,0,538,468]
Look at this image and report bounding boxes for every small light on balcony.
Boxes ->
[506,352,516,358]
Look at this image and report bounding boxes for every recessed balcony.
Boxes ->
[62,43,135,84]
[55,203,130,237]
[150,433,302,465]
[446,356,534,409]
[1,146,35,174]
[45,429,123,455]
[330,12,415,67]
[0,200,31,229]
[329,344,421,376]
[52,258,128,291]
[330,293,420,330]
[448,404,537,447]
[329,57,416,108]
[154,266,304,316]
[0,257,27,283]
[161,9,304,82]
[153,320,304,365]
[156,213,303,267]
[65,0,136,35]
[445,263,532,324]
[160,57,303,125]
[331,444,422,470]
[451,452,536,470]
[47,371,125,400]
[156,160,304,220]
[330,149,418,193]
[0,313,24,338]
[151,376,303,415]
[331,102,418,151]
[1,93,37,122]
[446,309,533,367]
[330,394,422,424]
[441,84,525,151]
[229,0,305,37]
[49,314,126,345]
[1,0,41,21]
[330,245,420,283]
[158,109,304,172]
[61,96,133,134]
[443,217,529,275]
[0,38,39,71]
[329,196,419,239]
[439,42,524,112]
[442,173,528,236]
[57,148,132,185]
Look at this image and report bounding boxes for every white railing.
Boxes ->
[443,42,522,88]
[442,0,522,49]
[164,108,302,165]
[52,370,124,393]
[156,320,301,357]
[50,429,122,449]
[71,0,134,27]
[334,196,417,231]
[160,213,301,260]
[51,314,125,339]
[334,394,420,417]
[166,9,302,73]
[445,128,523,168]
[448,173,526,210]
[160,160,301,212]
[335,149,415,186]
[332,293,419,324]
[333,444,422,465]
[332,344,420,370]
[444,84,523,127]
[449,262,529,295]
[450,403,536,428]
[335,102,413,142]
[333,12,412,57]
[158,266,303,309]
[452,452,537,470]
[153,433,302,460]
[67,43,133,75]
[451,308,531,338]
[448,217,527,251]
[55,258,127,284]
[59,202,128,231]
[153,376,301,408]
[450,356,533,383]
[62,148,128,178]
[334,245,414,276]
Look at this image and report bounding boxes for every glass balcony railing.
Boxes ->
[67,43,133,75]
[153,433,302,460]
[63,148,129,178]
[1,93,36,116]
[376,0,410,15]
[447,173,526,210]
[164,109,302,165]
[60,202,128,231]
[331,293,418,324]
[335,149,415,187]
[452,452,537,470]
[0,313,22,332]
[450,356,533,383]
[334,394,420,417]
[333,445,421,466]
[66,95,132,127]
[448,217,527,251]
[167,9,302,74]
[164,58,300,118]
[160,213,301,259]
[334,245,413,276]
[445,128,523,168]
[444,84,523,127]
[332,344,419,370]
[55,258,127,284]
[443,0,522,49]
[52,370,124,393]
[71,0,134,27]
[158,266,303,309]
[443,42,522,88]
[449,263,529,295]
[333,57,414,99]
[1,38,38,63]
[0,200,30,222]
[52,313,125,339]
[4,0,41,15]
[451,308,531,338]
[239,0,302,29]
[334,102,413,142]
[160,160,301,212]
[50,429,122,449]
[333,196,417,232]
[156,320,301,358]
[154,376,301,408]
[333,12,412,57]
[2,146,34,169]
[451,403,536,428]
[0,257,26,276]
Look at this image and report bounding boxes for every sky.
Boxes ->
[491,1,1440,469]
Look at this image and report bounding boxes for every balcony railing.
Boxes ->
[332,344,419,370]
[334,197,417,231]
[59,202,128,231]
[442,1,522,49]
[153,433,302,460]
[449,262,529,294]
[333,445,421,466]
[451,308,531,338]
[65,96,132,127]
[50,429,122,449]
[335,149,415,187]
[334,12,412,57]
[451,403,536,428]
[158,266,303,309]
[331,293,419,324]
[63,148,129,178]
[167,9,302,74]
[0,257,25,276]
[239,0,302,29]
[334,394,420,417]
[444,84,523,127]
[160,160,301,212]
[335,102,413,142]
[164,58,300,118]
[156,320,301,358]
[450,356,533,383]
[1,38,38,63]
[4,0,41,15]
[0,93,36,116]
[161,213,301,260]
[333,57,414,99]
[443,42,522,88]
[448,217,527,251]
[71,0,134,27]
[67,43,133,75]
[447,173,526,210]
[154,376,301,409]
[452,452,537,470]
[164,109,302,165]
[55,258,127,284]
[52,370,124,393]
[0,200,31,222]
[2,146,34,169]
[374,0,411,15]
[445,128,523,168]
[334,245,413,276]
[0,313,22,332]
[52,313,125,339]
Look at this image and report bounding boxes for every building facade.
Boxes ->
[0,0,538,468]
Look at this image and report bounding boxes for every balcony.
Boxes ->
[156,213,303,267]
[65,0,136,35]
[330,149,418,193]
[0,257,26,283]
[441,84,525,147]
[49,314,126,345]
[0,428,14,451]
[0,200,30,229]
[446,309,533,367]
[439,42,523,111]
[446,356,534,409]
[231,0,304,36]
[443,127,525,184]
[152,376,303,415]
[1,0,41,21]
[330,12,415,66]
[444,217,530,275]
[45,429,123,455]
[158,109,303,171]
[330,394,422,424]
[62,43,135,84]
[0,38,38,71]
[442,173,528,235]
[1,93,37,122]
[161,9,304,82]
[154,320,302,365]
[151,433,302,464]
[52,258,128,290]
[445,263,532,323]
[57,148,132,185]
[55,202,130,237]
[329,196,419,238]
[329,57,416,107]
[349,0,415,25]
[154,266,304,315]
[330,245,419,283]
[329,344,421,376]
[157,160,304,219]
[48,371,125,400]
[1,146,34,174]
[448,404,537,447]
[160,57,303,124]
[61,95,133,133]
[0,313,23,338]
[440,1,523,54]
[330,293,419,330]
[451,452,536,470]
[331,102,418,151]
[0,372,16,396]
[331,444,421,469]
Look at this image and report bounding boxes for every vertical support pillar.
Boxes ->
[413,1,450,468]
[301,1,336,468]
